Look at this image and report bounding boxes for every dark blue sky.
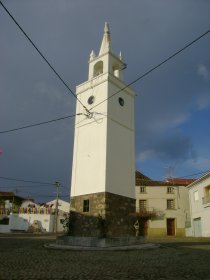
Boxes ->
[0,0,210,202]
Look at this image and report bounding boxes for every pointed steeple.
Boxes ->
[99,22,111,55]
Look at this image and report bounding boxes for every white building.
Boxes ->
[187,172,210,237]
[45,199,70,213]
[135,171,193,237]
[70,22,136,237]
[21,199,40,209]
[7,199,70,233]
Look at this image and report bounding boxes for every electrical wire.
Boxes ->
[0,176,54,185]
[0,113,81,134]
[175,170,210,179]
[0,185,68,190]
[0,185,55,189]
[1,2,210,188]
[1,2,209,133]
[0,1,89,114]
[90,28,210,111]
[31,194,69,198]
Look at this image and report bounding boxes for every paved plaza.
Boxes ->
[0,234,210,280]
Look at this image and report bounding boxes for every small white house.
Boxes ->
[7,199,70,233]
[21,199,40,209]
[187,172,210,237]
[44,199,70,213]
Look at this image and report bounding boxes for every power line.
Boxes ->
[176,170,210,179]
[0,186,67,191]
[0,185,54,189]
[90,28,210,111]
[0,176,54,185]
[0,113,81,134]
[1,1,209,132]
[32,194,69,198]
[0,1,89,114]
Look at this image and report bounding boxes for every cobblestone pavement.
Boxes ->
[0,234,210,280]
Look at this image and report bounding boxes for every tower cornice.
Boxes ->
[76,72,135,97]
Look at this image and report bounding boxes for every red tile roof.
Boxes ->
[0,191,25,200]
[166,178,196,185]
[0,191,15,197]
[135,171,196,186]
[135,171,151,181]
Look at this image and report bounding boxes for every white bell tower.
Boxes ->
[70,23,136,237]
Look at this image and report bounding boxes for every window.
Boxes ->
[139,200,147,212]
[140,187,146,193]
[167,199,175,209]
[167,187,174,193]
[113,63,120,78]
[60,219,64,224]
[194,191,199,201]
[87,95,95,105]
[93,61,103,77]
[83,200,90,213]
[118,97,124,106]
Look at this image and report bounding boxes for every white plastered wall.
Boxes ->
[188,175,210,237]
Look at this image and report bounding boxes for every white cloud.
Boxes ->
[197,64,209,80]
[137,150,156,161]
[196,92,210,110]
[150,113,190,132]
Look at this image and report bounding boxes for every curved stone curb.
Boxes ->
[44,242,160,251]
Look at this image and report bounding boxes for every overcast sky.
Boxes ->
[0,0,210,202]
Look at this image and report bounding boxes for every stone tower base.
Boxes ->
[70,192,136,237]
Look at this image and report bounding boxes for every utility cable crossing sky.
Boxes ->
[0,1,210,135]
[0,1,90,115]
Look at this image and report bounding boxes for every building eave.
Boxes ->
[187,171,210,189]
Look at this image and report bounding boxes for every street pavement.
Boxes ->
[0,234,210,280]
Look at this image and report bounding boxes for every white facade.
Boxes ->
[188,172,210,237]
[44,199,70,213]
[71,23,135,199]
[135,183,190,237]
[8,213,65,233]
[10,213,54,232]
[0,199,70,233]
[21,200,40,208]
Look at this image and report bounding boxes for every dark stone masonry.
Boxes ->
[70,192,136,237]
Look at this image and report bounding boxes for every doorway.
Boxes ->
[167,218,175,236]
[193,217,202,237]
[139,218,148,236]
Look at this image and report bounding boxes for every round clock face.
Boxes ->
[88,95,95,105]
[118,97,124,106]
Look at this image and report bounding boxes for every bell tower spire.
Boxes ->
[99,22,111,55]
[88,22,125,81]
[70,23,136,237]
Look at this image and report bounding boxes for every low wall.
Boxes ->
[56,236,145,247]
[9,213,65,232]
[9,213,54,232]
[19,213,54,232]
[0,225,11,233]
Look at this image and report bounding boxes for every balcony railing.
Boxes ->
[136,207,164,219]
[202,196,210,205]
